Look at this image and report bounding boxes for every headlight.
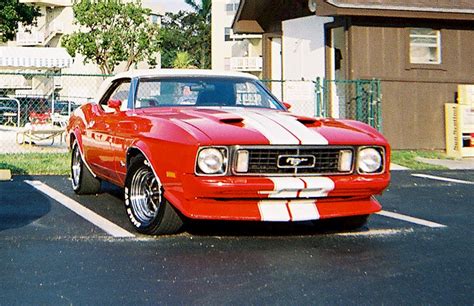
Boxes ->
[358,147,383,173]
[196,147,227,175]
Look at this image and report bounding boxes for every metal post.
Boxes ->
[368,80,374,128]
[315,77,321,117]
[377,79,382,132]
[51,72,55,115]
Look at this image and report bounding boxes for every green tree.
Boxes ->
[62,0,160,74]
[184,0,211,22]
[0,0,41,42]
[160,11,210,69]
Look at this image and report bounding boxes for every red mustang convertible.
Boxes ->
[67,69,390,235]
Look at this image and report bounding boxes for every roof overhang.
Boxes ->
[233,0,474,34]
[232,0,313,34]
[0,47,73,69]
[232,0,268,34]
[318,0,474,21]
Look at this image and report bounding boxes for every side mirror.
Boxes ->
[282,102,292,110]
[107,99,122,111]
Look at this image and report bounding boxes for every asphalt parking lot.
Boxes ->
[0,170,473,305]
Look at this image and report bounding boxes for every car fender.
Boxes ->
[126,139,193,214]
[68,119,98,179]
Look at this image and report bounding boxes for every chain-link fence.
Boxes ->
[1,72,382,154]
[0,71,109,153]
[314,78,382,131]
[262,79,318,116]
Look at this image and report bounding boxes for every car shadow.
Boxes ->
[98,182,369,237]
[184,219,369,237]
[0,175,51,232]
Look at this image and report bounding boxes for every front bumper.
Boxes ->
[163,173,390,221]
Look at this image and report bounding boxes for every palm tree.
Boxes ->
[184,0,211,21]
[173,51,195,69]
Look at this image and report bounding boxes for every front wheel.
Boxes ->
[71,140,101,195]
[125,156,183,235]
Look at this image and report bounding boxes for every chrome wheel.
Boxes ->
[125,156,183,235]
[129,167,161,226]
[71,145,81,189]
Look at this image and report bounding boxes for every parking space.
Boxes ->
[0,171,472,304]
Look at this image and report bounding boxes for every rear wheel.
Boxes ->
[125,156,183,235]
[71,140,101,195]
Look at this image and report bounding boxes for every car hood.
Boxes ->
[139,107,388,146]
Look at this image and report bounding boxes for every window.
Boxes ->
[409,28,441,64]
[100,80,131,113]
[225,2,239,14]
[225,27,232,41]
[134,77,283,109]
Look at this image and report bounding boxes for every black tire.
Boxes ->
[71,140,101,195]
[124,156,183,235]
[313,214,369,231]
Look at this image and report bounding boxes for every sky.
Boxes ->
[153,0,192,13]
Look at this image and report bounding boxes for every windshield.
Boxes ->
[135,77,284,110]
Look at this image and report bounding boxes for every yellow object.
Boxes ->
[445,103,474,158]
[166,171,176,178]
[0,169,12,181]
[457,85,474,105]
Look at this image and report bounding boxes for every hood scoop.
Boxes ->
[215,113,244,125]
[296,116,321,127]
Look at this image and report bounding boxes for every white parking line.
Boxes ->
[25,180,135,238]
[411,174,474,185]
[377,210,447,228]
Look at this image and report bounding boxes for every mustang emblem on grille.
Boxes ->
[277,155,316,168]
[286,157,307,166]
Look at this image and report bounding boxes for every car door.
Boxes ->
[84,79,131,182]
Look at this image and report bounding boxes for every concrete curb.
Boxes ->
[390,163,410,171]
[415,157,474,170]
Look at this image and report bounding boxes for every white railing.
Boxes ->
[16,31,45,46]
[16,20,64,46]
[0,74,29,89]
[45,20,64,41]
[230,57,263,72]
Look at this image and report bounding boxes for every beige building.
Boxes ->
[211,0,262,78]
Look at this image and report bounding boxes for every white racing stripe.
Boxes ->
[411,174,474,185]
[266,112,329,145]
[25,180,135,238]
[261,177,305,198]
[220,107,329,145]
[299,177,335,198]
[258,200,291,221]
[257,199,320,221]
[261,177,335,199]
[288,200,320,221]
[377,210,447,228]
[235,109,300,144]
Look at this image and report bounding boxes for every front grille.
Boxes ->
[233,146,354,175]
